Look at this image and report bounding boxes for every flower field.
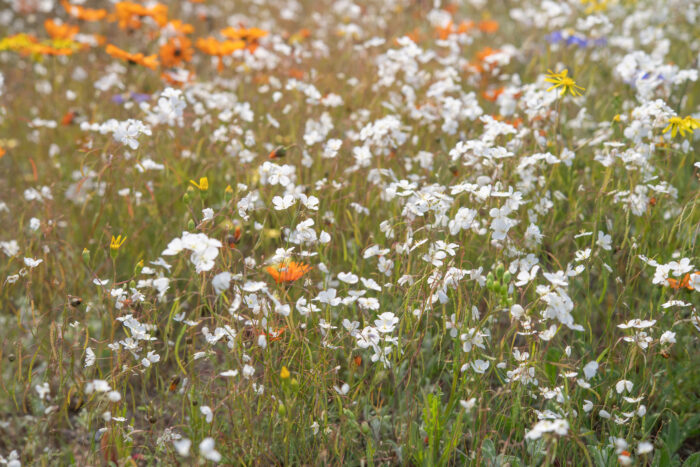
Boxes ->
[0,0,699,465]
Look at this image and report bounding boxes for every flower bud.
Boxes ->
[495,264,505,279]
[361,421,370,434]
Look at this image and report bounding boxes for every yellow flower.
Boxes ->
[189,177,209,191]
[280,366,290,379]
[545,69,585,97]
[663,116,698,138]
[581,0,612,13]
[110,234,127,251]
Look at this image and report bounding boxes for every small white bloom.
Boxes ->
[173,438,191,457]
[24,257,43,268]
[199,437,221,462]
[637,441,653,455]
[200,405,213,423]
[583,361,599,380]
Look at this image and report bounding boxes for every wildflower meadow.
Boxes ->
[1,0,699,465]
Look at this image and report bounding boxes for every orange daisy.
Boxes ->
[105,44,159,70]
[45,19,79,40]
[265,261,312,284]
[159,36,193,68]
[220,27,267,52]
[114,2,168,30]
[61,1,107,21]
[196,37,245,72]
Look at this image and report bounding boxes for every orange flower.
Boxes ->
[478,20,499,33]
[114,2,168,30]
[221,26,268,42]
[667,272,699,290]
[159,36,193,68]
[196,37,245,72]
[220,27,267,52]
[166,20,194,35]
[0,147,5,158]
[435,20,473,40]
[147,4,168,27]
[45,19,79,40]
[265,261,312,284]
[482,87,504,102]
[106,44,159,70]
[435,21,453,40]
[61,1,107,21]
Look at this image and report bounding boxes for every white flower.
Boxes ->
[111,119,152,149]
[141,351,160,367]
[459,398,477,412]
[583,361,598,380]
[637,441,653,454]
[202,208,214,221]
[337,272,359,284]
[86,379,111,393]
[200,406,213,423]
[35,382,50,400]
[85,347,96,367]
[374,312,399,333]
[510,304,525,320]
[668,258,693,277]
[315,288,341,306]
[24,257,43,268]
[322,138,342,159]
[173,438,191,457]
[242,364,255,378]
[212,272,232,295]
[1,240,20,257]
[471,359,490,374]
[618,319,656,329]
[162,232,222,273]
[199,437,221,462]
[615,380,634,394]
[596,231,612,251]
[574,248,591,262]
[272,194,295,210]
[689,273,700,291]
[659,331,676,345]
[152,277,170,299]
[310,421,320,435]
[525,419,569,440]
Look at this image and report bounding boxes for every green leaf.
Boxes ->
[683,453,700,467]
[667,415,682,454]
